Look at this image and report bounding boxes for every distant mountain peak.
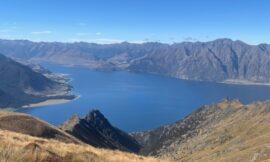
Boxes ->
[214,38,233,42]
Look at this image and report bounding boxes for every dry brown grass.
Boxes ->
[0,111,81,144]
[160,101,270,162]
[0,129,167,162]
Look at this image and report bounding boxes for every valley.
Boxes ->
[0,42,270,161]
[17,63,270,132]
[1,1,269,161]
[1,40,270,161]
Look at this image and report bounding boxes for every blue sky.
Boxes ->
[0,0,269,44]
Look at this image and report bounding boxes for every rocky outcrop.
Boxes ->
[60,110,141,153]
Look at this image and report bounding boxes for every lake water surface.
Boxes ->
[18,64,270,132]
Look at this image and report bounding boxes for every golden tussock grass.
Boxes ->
[0,129,167,162]
[160,101,270,162]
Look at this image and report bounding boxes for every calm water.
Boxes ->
[18,64,270,132]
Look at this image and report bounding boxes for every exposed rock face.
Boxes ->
[131,99,270,161]
[1,39,270,83]
[0,53,74,108]
[60,110,141,153]
[128,39,270,83]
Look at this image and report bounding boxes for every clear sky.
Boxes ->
[0,0,269,44]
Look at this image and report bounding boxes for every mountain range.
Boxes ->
[1,39,270,83]
[0,38,270,161]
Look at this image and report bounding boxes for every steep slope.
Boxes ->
[0,53,74,108]
[1,39,270,83]
[60,110,141,153]
[129,39,270,83]
[0,111,80,144]
[131,99,270,161]
[0,53,54,92]
[0,130,162,162]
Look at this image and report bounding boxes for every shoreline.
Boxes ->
[21,95,81,109]
[127,70,270,87]
[0,107,16,112]
[44,63,270,87]
[22,99,71,108]
[19,67,82,109]
[0,95,81,112]
[20,69,80,109]
[221,79,270,86]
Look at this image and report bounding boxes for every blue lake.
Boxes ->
[18,64,270,132]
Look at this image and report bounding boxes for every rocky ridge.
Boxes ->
[60,110,141,153]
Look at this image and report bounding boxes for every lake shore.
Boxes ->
[19,69,80,109]
[221,79,270,86]
[22,99,71,108]
[21,95,80,108]
[0,107,16,112]
[0,95,80,112]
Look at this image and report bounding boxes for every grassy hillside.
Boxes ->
[1,100,270,161]
[164,100,270,162]
[0,111,80,144]
[133,99,270,162]
[0,129,164,162]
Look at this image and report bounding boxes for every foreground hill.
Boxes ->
[0,100,270,161]
[0,53,74,109]
[60,110,140,153]
[0,110,141,152]
[0,129,162,162]
[131,99,270,161]
[1,39,270,83]
[0,111,80,144]
[0,111,162,162]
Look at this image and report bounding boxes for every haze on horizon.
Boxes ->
[0,0,269,45]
